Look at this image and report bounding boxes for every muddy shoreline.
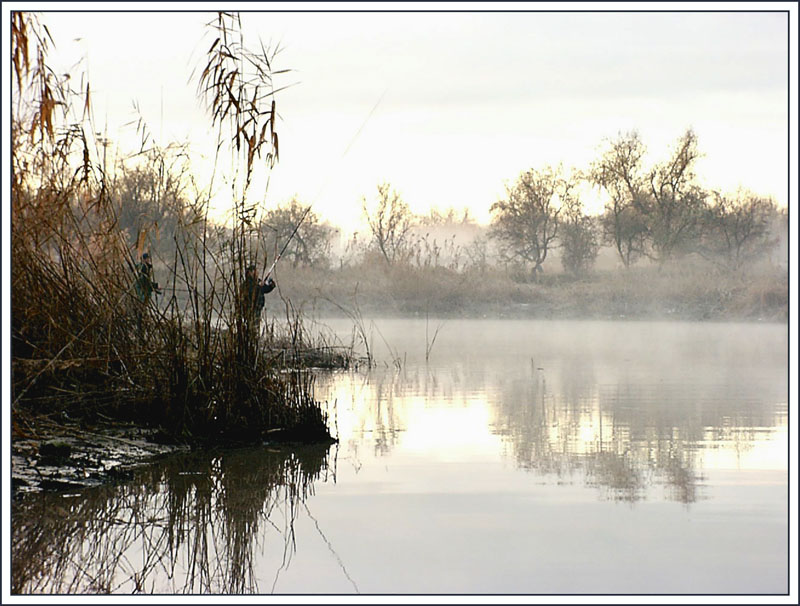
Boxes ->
[10,343,351,497]
[11,418,188,496]
[11,411,340,496]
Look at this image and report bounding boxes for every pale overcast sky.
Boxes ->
[9,6,792,232]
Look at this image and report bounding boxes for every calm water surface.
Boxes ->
[12,319,789,595]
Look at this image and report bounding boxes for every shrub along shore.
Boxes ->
[262,258,788,324]
[11,12,341,464]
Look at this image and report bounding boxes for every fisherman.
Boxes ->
[134,252,161,304]
[243,264,276,324]
[133,252,161,336]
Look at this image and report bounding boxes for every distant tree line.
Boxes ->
[109,128,782,284]
[589,129,780,272]
[352,128,782,280]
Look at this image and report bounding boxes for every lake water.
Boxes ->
[11,319,789,595]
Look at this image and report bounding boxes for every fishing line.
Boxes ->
[261,85,389,279]
[154,86,389,298]
[305,85,389,206]
[341,87,388,160]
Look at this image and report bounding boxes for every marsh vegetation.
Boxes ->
[11,13,337,449]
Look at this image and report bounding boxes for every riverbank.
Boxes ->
[11,402,339,496]
[10,340,351,496]
[264,262,789,324]
[11,415,187,495]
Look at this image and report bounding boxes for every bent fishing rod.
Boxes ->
[156,87,388,290]
[261,203,313,283]
[259,87,388,283]
[146,213,310,291]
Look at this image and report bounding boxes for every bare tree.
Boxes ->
[362,182,414,266]
[463,235,489,274]
[558,175,599,276]
[590,131,649,267]
[699,190,777,270]
[259,197,334,268]
[592,129,708,265]
[645,129,707,261]
[489,166,562,279]
[112,146,196,252]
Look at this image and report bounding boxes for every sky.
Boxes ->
[5,4,794,236]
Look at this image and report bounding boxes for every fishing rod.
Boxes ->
[136,211,309,295]
[149,88,388,294]
[258,89,387,283]
[261,203,313,283]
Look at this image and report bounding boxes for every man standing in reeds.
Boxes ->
[243,264,276,329]
[135,253,161,303]
[134,253,161,335]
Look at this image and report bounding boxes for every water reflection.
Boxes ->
[317,318,787,506]
[494,364,781,503]
[489,366,709,503]
[12,444,333,594]
[10,320,789,595]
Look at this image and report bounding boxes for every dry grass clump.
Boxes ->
[11,188,334,445]
[724,267,789,321]
[11,170,335,444]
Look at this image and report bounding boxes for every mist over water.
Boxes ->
[12,318,788,594]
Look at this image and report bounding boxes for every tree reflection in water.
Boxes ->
[492,367,724,504]
[12,444,333,594]
[323,358,781,506]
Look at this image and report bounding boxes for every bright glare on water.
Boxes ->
[11,319,789,595]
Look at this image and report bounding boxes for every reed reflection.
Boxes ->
[12,444,333,594]
[326,370,408,461]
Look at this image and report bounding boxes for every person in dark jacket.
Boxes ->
[133,252,161,336]
[243,264,276,323]
[134,252,161,303]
